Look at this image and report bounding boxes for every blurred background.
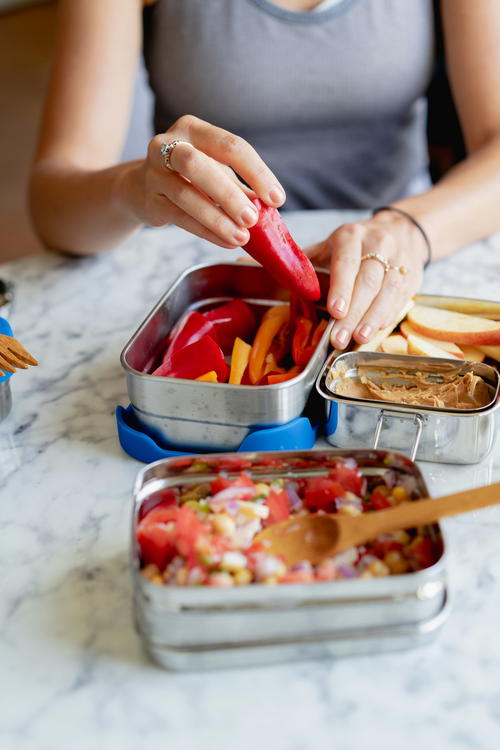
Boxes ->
[0,0,464,264]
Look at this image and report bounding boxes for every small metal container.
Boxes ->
[0,313,14,423]
[131,449,449,670]
[317,351,500,464]
[120,262,332,451]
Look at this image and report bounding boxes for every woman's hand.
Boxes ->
[118,114,286,249]
[305,210,428,349]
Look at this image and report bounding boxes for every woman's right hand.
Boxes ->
[118,114,286,248]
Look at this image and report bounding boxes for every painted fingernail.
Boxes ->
[335,328,349,347]
[358,324,373,340]
[233,228,250,245]
[240,205,258,226]
[331,296,346,314]
[269,185,285,204]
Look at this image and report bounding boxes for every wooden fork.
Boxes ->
[0,334,38,376]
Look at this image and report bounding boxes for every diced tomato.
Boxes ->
[210,476,232,494]
[216,457,253,472]
[176,506,209,566]
[303,477,345,512]
[136,507,179,570]
[368,489,392,510]
[408,536,435,569]
[370,539,404,558]
[169,457,194,470]
[139,489,179,521]
[263,488,291,527]
[328,463,364,496]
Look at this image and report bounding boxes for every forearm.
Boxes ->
[28,159,145,255]
[394,134,500,261]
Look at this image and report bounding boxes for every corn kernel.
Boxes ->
[212,513,236,537]
[384,550,410,574]
[254,482,270,497]
[392,485,409,502]
[365,559,390,577]
[263,576,278,585]
[233,569,253,586]
[176,567,188,585]
[141,563,161,581]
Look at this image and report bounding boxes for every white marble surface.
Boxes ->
[1,210,500,750]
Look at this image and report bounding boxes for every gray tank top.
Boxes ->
[143,0,435,210]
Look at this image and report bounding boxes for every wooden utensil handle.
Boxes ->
[357,482,500,540]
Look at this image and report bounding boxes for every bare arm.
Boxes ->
[308,0,500,349]
[29,0,284,255]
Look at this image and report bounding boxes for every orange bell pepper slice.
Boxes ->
[228,337,252,385]
[195,370,218,382]
[248,304,290,384]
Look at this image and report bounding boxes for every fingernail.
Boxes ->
[335,328,349,348]
[358,324,373,340]
[269,185,285,204]
[233,228,249,245]
[331,296,346,315]
[240,205,258,226]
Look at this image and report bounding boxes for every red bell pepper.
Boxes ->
[202,299,256,354]
[152,335,228,382]
[243,199,321,301]
[161,311,217,368]
[292,317,313,366]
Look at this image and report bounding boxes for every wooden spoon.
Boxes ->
[0,334,38,376]
[254,482,500,566]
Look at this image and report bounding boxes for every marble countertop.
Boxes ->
[1,210,500,750]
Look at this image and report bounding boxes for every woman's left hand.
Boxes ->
[305,210,428,350]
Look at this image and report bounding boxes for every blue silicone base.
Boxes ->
[116,404,318,463]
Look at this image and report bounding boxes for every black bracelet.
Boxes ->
[372,205,432,269]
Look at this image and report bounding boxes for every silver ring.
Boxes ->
[159,140,192,172]
[361,252,409,276]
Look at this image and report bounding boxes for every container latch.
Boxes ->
[373,410,425,462]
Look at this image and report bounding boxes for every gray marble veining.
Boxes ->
[0,211,499,750]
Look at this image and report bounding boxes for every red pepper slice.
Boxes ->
[152,335,228,382]
[292,317,313,366]
[202,299,256,354]
[161,311,217,368]
[243,199,321,301]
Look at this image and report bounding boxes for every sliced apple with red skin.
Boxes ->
[476,344,500,362]
[380,334,408,355]
[458,346,486,362]
[399,320,465,358]
[407,305,500,345]
[406,333,462,359]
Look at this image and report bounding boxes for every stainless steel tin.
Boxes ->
[317,351,500,464]
[0,377,12,422]
[131,448,448,670]
[120,262,332,451]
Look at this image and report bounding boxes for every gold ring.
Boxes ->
[361,252,390,274]
[361,253,409,276]
[159,140,192,172]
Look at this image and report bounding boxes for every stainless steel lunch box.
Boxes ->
[317,351,500,464]
[120,262,332,451]
[131,449,449,671]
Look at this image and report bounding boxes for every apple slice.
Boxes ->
[459,346,485,362]
[476,345,500,362]
[406,332,462,359]
[414,294,500,320]
[407,305,500,345]
[399,320,465,358]
[380,334,408,355]
[355,299,414,353]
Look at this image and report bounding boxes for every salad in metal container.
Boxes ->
[136,454,442,587]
